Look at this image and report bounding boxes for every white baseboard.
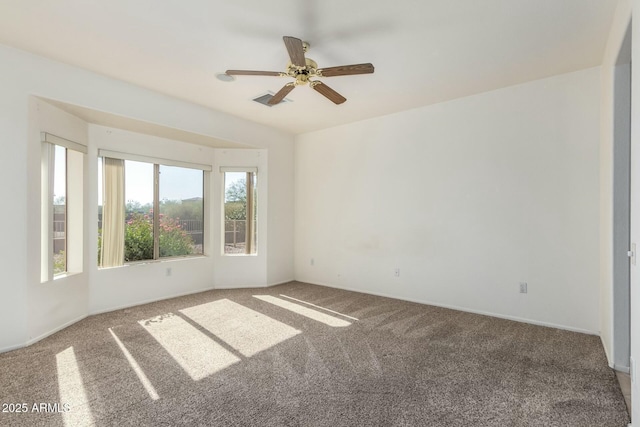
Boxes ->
[213,279,295,290]
[213,284,267,290]
[2,279,600,355]
[3,282,296,354]
[602,335,614,367]
[601,336,631,373]
[0,342,27,354]
[0,313,89,354]
[614,364,631,374]
[267,279,296,287]
[26,314,88,347]
[90,285,217,315]
[299,280,599,336]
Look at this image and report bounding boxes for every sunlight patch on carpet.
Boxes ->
[55,346,95,426]
[279,294,359,321]
[254,295,352,327]
[139,313,240,381]
[180,299,301,357]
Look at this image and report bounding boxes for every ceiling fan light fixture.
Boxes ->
[226,36,375,105]
[216,73,236,82]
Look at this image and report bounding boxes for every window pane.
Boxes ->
[97,158,102,266]
[250,172,257,252]
[124,160,154,262]
[224,172,257,255]
[53,145,67,275]
[159,165,203,257]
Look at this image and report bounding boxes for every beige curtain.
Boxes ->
[245,172,255,254]
[100,157,125,267]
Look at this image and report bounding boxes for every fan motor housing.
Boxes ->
[287,58,318,85]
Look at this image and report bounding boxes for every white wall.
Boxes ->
[0,64,29,352]
[88,126,218,313]
[295,67,601,333]
[0,44,294,352]
[599,0,632,371]
[25,98,90,344]
[265,139,295,286]
[212,149,268,288]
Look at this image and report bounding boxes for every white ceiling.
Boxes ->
[0,0,618,134]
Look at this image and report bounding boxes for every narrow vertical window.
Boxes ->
[53,145,67,275]
[41,132,86,282]
[224,170,257,255]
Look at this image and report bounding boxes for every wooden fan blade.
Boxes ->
[268,83,296,105]
[311,82,347,105]
[318,63,375,77]
[283,36,306,67]
[226,70,283,76]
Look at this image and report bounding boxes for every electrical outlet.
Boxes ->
[166,267,172,277]
[519,282,527,293]
[394,268,400,277]
[310,258,314,266]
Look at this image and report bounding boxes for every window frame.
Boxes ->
[98,150,210,267]
[222,167,258,256]
[41,132,86,282]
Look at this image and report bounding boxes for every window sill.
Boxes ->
[98,254,208,270]
[222,254,258,257]
[41,271,82,284]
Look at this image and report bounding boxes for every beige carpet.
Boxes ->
[0,282,630,426]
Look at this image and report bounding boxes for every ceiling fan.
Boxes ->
[226,36,374,105]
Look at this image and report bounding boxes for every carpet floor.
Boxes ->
[0,281,630,426]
